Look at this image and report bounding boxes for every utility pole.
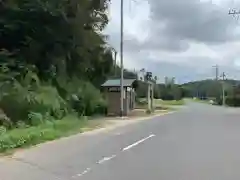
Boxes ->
[146,72,153,112]
[138,68,154,112]
[120,0,124,117]
[111,48,117,76]
[147,82,151,111]
[220,72,226,106]
[114,50,117,76]
[213,65,219,81]
[139,68,145,81]
[151,81,155,111]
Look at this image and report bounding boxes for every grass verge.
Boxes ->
[192,98,211,104]
[0,106,175,154]
[0,115,104,154]
[154,99,185,106]
[136,98,181,112]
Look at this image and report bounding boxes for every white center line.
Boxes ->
[71,134,155,178]
[72,168,91,178]
[122,134,156,151]
[97,155,117,164]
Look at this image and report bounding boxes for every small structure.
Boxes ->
[101,79,136,116]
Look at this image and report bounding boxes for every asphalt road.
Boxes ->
[1,102,240,180]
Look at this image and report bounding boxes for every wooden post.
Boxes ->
[151,83,154,110]
[147,82,151,111]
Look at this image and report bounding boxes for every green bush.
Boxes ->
[0,90,33,124]
[93,98,107,115]
[0,83,68,125]
[80,82,107,116]
[136,98,148,105]
[145,109,152,114]
[0,110,12,128]
[28,112,44,126]
[0,71,107,130]
[16,121,28,129]
[135,98,148,109]
[0,126,6,135]
[62,79,107,116]
[33,86,68,119]
[215,96,222,105]
[217,95,240,106]
[225,96,240,107]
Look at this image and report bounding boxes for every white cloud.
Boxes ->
[105,0,240,83]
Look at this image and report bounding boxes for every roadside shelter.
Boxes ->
[101,79,136,116]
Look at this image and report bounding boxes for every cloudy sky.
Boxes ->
[105,0,240,83]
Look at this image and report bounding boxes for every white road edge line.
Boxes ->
[122,134,156,151]
[97,155,117,164]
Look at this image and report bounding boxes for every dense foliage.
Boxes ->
[0,0,115,127]
[136,78,240,104]
[181,79,239,98]
[136,81,184,101]
[181,79,240,106]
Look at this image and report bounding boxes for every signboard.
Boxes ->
[108,87,120,92]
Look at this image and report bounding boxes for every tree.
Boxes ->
[181,79,237,99]
[0,0,116,125]
[0,0,113,85]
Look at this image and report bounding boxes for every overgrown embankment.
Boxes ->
[0,0,117,153]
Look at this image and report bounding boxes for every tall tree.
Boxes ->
[0,0,113,83]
